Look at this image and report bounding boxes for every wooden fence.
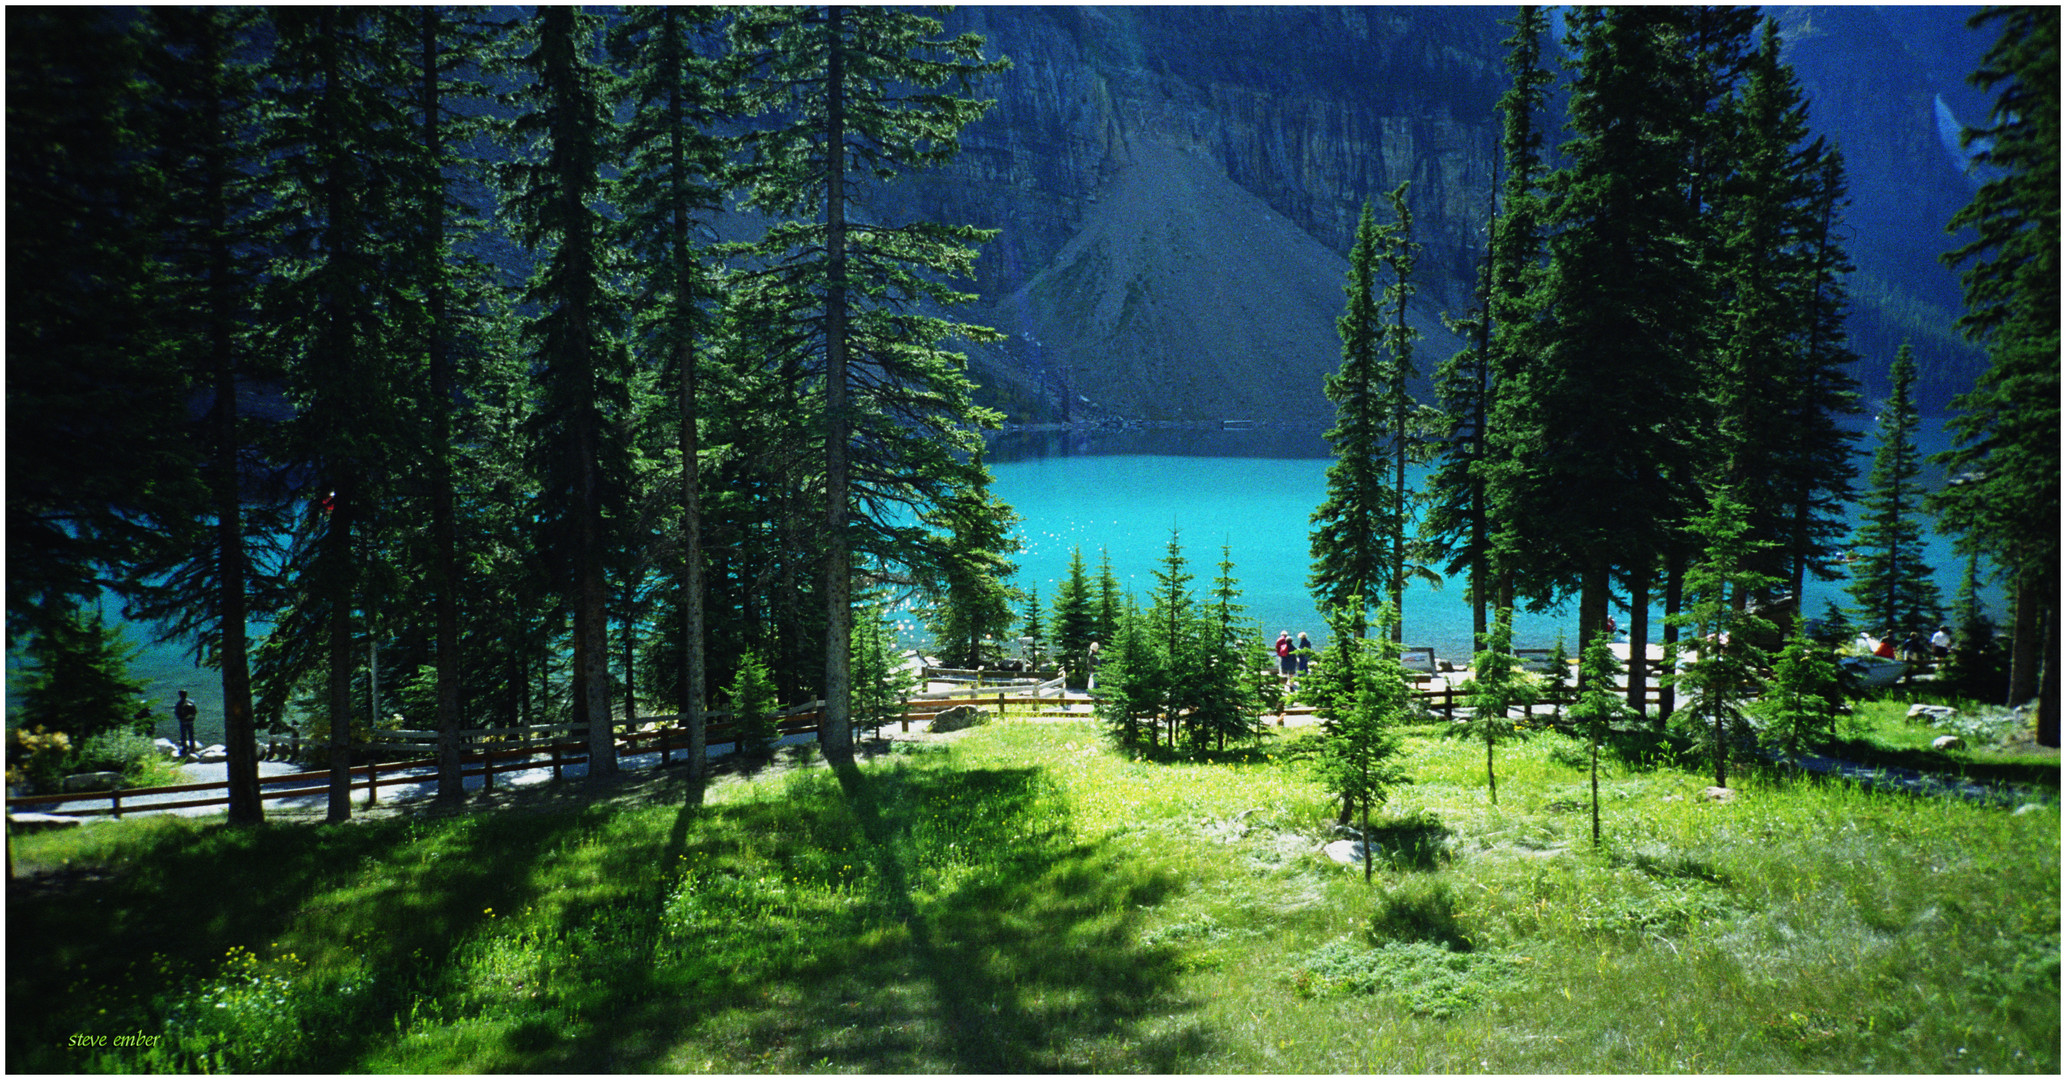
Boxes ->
[8,673,1654,823]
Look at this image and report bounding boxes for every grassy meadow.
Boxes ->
[8,710,2058,1073]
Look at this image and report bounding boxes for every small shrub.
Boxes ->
[727,651,779,758]
[1289,939,1522,1017]
[7,725,75,793]
[76,728,184,788]
[1360,809,1452,872]
[1367,876,1471,951]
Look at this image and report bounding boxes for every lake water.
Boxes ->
[982,422,2000,664]
[17,418,1999,750]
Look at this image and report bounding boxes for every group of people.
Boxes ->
[1274,630,1312,689]
[1858,626,1953,663]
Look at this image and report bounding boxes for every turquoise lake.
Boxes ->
[981,423,1999,664]
[20,419,1999,750]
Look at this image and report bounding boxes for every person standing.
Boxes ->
[173,690,198,756]
[1930,625,1952,661]
[1275,631,1294,679]
[1296,632,1313,676]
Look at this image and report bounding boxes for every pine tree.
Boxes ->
[260,7,422,822]
[1943,552,2009,703]
[17,606,149,744]
[7,9,201,645]
[126,5,275,824]
[1668,488,1779,790]
[1192,546,1267,751]
[1019,583,1045,672]
[499,6,630,777]
[1456,608,1535,806]
[1712,21,1861,607]
[920,446,1022,669]
[610,4,732,780]
[729,5,1008,765]
[850,592,913,741]
[1095,548,1124,650]
[727,649,779,759]
[1148,527,1200,746]
[1051,547,1098,689]
[1306,601,1412,877]
[1309,201,1391,639]
[1848,343,1943,641]
[1095,599,1162,753]
[1751,630,1845,758]
[1423,200,1496,645]
[1934,5,2058,736]
[1481,3,1557,617]
[1775,147,1865,617]
[1492,6,1709,654]
[1567,629,1632,846]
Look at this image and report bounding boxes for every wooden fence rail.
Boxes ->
[8,676,1659,823]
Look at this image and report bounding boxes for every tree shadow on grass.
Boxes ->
[487,757,1212,1072]
[6,800,589,1073]
[823,760,1209,1072]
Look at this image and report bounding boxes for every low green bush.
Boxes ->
[76,729,186,789]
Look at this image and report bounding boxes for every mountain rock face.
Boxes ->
[875,5,1990,423]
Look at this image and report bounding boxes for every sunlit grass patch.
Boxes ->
[8,710,2056,1074]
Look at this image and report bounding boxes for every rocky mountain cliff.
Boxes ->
[876,5,1993,424]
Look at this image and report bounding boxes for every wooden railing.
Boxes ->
[8,674,1663,822]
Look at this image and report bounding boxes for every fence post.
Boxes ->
[483,735,495,791]
[997,690,1005,717]
[365,760,378,807]
[551,737,562,782]
[111,788,122,820]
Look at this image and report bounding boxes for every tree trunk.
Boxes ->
[1660,550,1683,724]
[820,5,854,766]
[202,31,260,824]
[1626,556,1650,717]
[2038,573,2058,747]
[1579,559,1611,689]
[2009,570,2041,707]
[620,571,639,727]
[421,10,466,806]
[669,13,709,780]
[325,487,355,824]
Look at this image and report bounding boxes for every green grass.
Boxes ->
[9,717,2058,1073]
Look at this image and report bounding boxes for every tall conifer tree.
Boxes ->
[127,6,274,823]
[7,9,201,645]
[1849,344,1942,640]
[611,5,732,780]
[1311,191,1434,642]
[261,7,420,821]
[1493,6,1708,653]
[729,5,1007,764]
[500,6,629,776]
[1934,5,2058,734]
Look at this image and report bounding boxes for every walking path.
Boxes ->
[21,675,2047,821]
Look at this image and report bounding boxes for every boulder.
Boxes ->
[1930,734,1965,752]
[1322,838,1365,865]
[1700,786,1736,804]
[195,744,229,763]
[929,705,990,733]
[1908,704,1959,723]
[152,738,181,757]
[60,771,124,794]
[7,812,84,833]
